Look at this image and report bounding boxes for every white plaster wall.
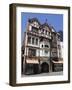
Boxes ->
[43,49,50,57]
[29,25,32,31]
[36,49,40,56]
[40,41,50,57]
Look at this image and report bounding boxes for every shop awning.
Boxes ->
[52,60,63,64]
[26,59,39,64]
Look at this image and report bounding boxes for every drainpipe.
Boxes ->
[50,39,52,72]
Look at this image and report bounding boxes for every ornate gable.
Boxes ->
[40,23,51,32]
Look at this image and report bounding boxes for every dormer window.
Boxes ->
[32,26,38,33]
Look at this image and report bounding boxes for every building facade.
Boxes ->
[21,18,63,75]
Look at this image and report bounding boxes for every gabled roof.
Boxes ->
[40,22,52,32]
[28,18,57,33]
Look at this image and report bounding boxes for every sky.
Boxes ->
[21,12,63,43]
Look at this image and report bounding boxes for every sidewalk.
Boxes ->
[22,71,63,77]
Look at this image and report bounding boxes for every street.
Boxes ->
[22,71,63,77]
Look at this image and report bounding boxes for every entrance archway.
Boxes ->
[41,62,49,72]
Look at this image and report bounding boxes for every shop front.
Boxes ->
[52,60,63,72]
[25,59,39,75]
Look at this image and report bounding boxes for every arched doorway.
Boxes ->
[41,62,49,73]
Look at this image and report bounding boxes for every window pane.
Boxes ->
[42,45,43,47]
[32,37,34,44]
[45,50,48,54]
[36,38,38,45]
[32,27,38,33]
[45,45,49,48]
[28,48,36,56]
[28,36,31,44]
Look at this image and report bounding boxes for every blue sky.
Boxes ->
[21,12,63,42]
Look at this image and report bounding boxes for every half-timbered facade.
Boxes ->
[21,18,63,75]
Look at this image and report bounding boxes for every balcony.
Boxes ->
[39,33,51,39]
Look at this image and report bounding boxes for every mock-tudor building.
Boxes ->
[21,18,63,75]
